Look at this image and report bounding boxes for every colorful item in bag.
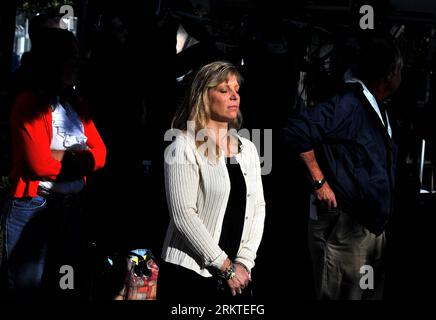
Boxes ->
[114,249,159,300]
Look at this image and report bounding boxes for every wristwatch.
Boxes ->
[312,177,326,190]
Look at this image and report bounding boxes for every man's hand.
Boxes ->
[314,181,337,210]
[299,150,338,210]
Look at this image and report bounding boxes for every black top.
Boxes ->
[219,156,247,260]
[285,83,397,235]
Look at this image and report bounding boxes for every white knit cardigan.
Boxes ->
[161,132,266,277]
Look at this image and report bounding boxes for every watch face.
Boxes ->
[313,179,325,189]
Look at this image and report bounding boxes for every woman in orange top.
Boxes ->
[0,28,106,299]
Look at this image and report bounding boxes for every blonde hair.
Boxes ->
[172,61,243,136]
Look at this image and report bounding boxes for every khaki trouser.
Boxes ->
[308,208,386,300]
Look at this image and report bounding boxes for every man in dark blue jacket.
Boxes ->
[286,38,402,300]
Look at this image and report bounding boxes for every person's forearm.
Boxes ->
[300,150,337,208]
[299,150,324,182]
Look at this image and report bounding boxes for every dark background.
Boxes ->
[1,0,436,300]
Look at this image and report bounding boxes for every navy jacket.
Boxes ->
[285,83,397,235]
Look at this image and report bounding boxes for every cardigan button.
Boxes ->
[247,193,251,197]
[245,216,248,220]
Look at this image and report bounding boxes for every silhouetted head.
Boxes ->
[27,28,80,101]
[351,37,403,98]
[29,13,62,44]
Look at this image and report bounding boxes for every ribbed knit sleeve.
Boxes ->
[164,134,228,270]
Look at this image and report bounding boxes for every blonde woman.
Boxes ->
[159,61,266,300]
